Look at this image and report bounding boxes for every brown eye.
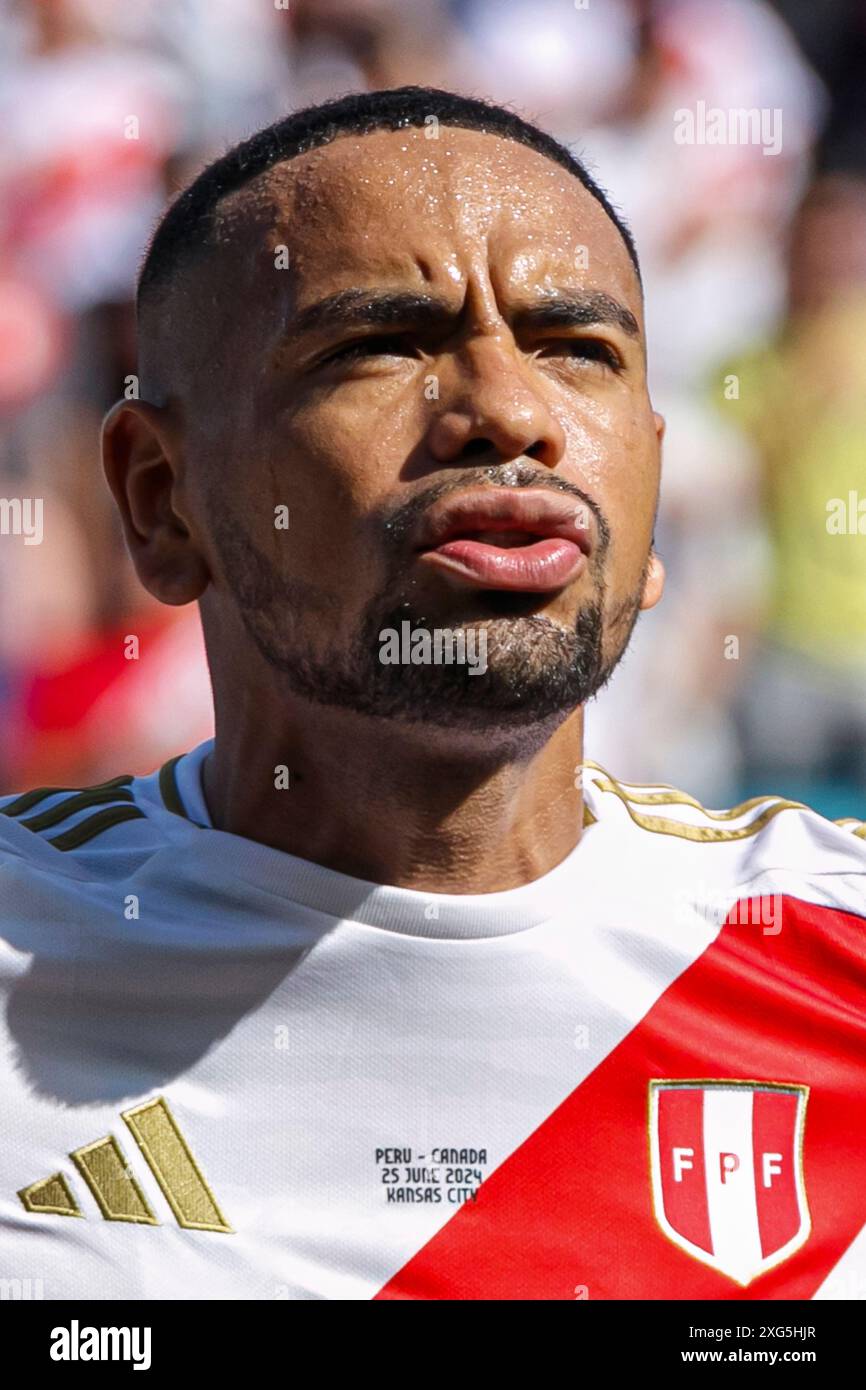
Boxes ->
[541,339,623,370]
[321,335,416,366]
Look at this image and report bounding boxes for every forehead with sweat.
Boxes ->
[137,126,644,404]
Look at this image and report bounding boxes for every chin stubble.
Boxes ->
[210,471,647,731]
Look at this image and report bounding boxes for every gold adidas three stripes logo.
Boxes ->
[17,1097,232,1234]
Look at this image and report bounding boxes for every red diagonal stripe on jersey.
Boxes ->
[753,1088,801,1258]
[657,1087,712,1254]
[375,896,866,1300]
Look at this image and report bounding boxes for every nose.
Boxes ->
[425,334,567,470]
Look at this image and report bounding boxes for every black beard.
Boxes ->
[210,466,645,732]
[247,604,602,728]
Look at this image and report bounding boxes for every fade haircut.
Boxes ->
[137,84,640,316]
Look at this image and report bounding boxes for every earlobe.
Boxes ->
[640,550,665,611]
[101,399,210,605]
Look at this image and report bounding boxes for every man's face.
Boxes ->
[179,126,663,734]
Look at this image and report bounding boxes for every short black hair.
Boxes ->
[137,85,640,310]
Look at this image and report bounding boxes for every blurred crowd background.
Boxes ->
[1,0,864,815]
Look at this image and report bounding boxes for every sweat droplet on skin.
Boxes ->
[491,462,523,486]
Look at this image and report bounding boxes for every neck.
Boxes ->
[201,697,586,895]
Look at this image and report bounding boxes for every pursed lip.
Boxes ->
[412,487,595,555]
[412,486,594,593]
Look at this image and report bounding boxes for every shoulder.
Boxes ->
[583,762,864,848]
[581,761,866,916]
[0,753,199,877]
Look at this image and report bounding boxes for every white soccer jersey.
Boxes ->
[1,740,865,1300]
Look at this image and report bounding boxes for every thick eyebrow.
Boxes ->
[514,292,640,339]
[293,289,454,337]
[291,286,640,342]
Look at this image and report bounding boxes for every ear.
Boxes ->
[639,549,665,611]
[639,410,666,611]
[101,399,210,605]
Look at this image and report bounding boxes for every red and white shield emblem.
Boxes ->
[649,1079,811,1286]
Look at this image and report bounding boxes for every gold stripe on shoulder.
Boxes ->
[592,776,793,824]
[585,765,806,843]
[2,773,133,820]
[581,760,681,793]
[48,805,146,852]
[583,763,785,823]
[22,786,135,833]
[158,755,189,820]
[605,796,805,844]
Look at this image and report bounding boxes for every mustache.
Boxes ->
[380,459,611,556]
